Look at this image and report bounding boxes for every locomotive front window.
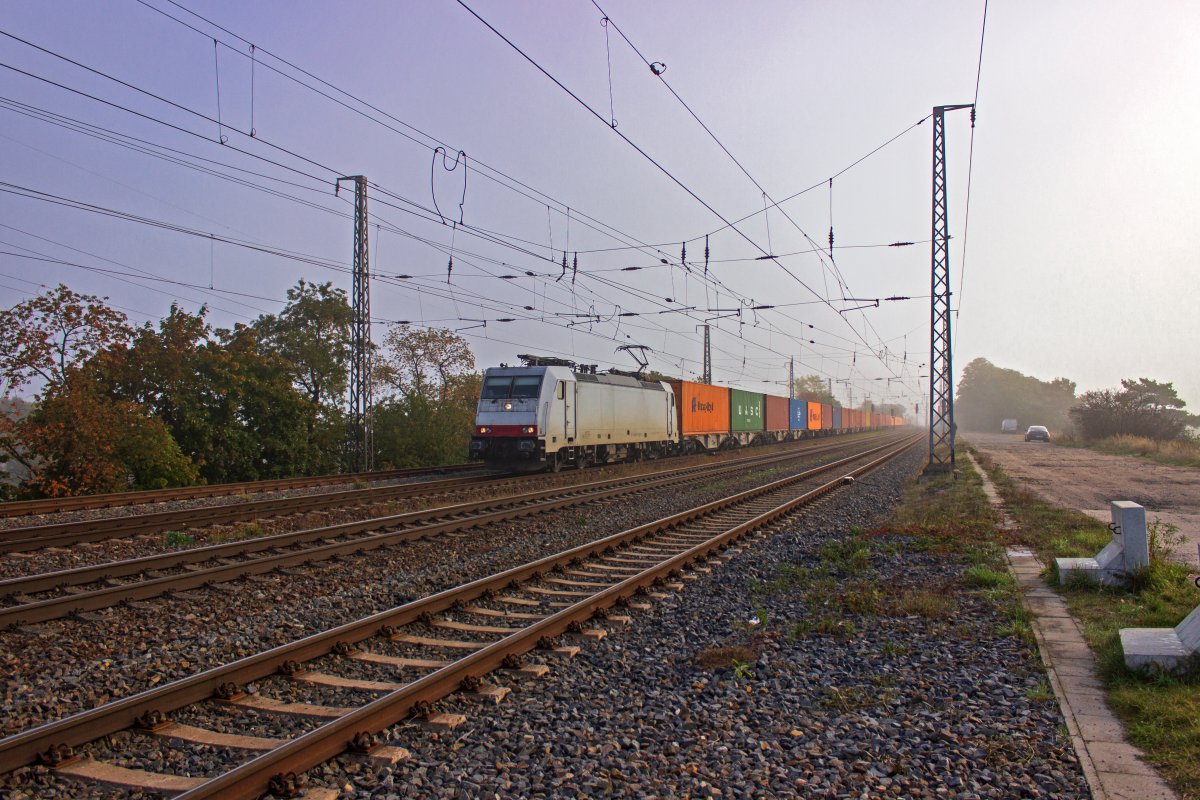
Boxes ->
[482,375,543,399]
[482,377,513,399]
[511,376,542,398]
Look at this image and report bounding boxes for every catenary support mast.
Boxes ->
[927,105,971,472]
[338,175,373,472]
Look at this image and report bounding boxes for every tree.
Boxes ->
[792,375,839,407]
[0,284,131,397]
[255,280,352,409]
[373,327,478,467]
[254,281,352,466]
[16,385,197,497]
[955,358,1076,432]
[375,325,475,402]
[1070,379,1197,441]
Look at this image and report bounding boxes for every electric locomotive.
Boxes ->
[468,355,677,472]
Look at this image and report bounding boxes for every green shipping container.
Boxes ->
[730,389,765,432]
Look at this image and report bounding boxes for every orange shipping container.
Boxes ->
[668,380,730,435]
[765,394,789,431]
[820,403,833,430]
[806,401,822,430]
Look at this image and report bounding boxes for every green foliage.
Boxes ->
[1070,378,1198,442]
[1025,682,1055,703]
[964,565,1013,589]
[164,530,195,548]
[791,374,840,407]
[373,325,479,469]
[0,283,133,397]
[818,537,871,575]
[955,357,1076,433]
[1,283,486,497]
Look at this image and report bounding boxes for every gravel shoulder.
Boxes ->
[965,432,1200,565]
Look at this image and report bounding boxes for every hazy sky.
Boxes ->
[1,1,1197,415]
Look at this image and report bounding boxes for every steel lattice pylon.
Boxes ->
[339,175,373,472]
[702,324,712,384]
[928,105,971,472]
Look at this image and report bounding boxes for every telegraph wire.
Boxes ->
[457,0,917,390]
[136,0,696,277]
[10,7,927,376]
[0,30,337,179]
[2,13,921,398]
[955,0,988,324]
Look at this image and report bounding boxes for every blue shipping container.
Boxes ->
[788,399,808,431]
[832,406,843,430]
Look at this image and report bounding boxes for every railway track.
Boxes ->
[0,435,885,555]
[0,434,908,627]
[0,464,484,518]
[0,469,514,555]
[0,434,919,797]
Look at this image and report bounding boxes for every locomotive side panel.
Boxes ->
[572,376,673,448]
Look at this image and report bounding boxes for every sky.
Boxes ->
[1,0,1197,418]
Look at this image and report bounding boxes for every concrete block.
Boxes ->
[1120,605,1200,673]
[1057,501,1149,586]
[1112,500,1148,572]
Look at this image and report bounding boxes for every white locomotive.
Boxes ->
[468,356,677,471]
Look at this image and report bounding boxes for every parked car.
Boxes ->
[1025,425,1050,442]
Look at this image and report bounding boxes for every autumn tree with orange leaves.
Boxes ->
[0,285,196,496]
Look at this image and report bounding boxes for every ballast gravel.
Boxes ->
[318,447,1087,799]
[0,442,854,738]
[1,441,1089,799]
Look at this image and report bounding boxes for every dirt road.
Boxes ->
[965,432,1200,566]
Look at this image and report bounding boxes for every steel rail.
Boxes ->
[0,464,483,518]
[177,436,922,800]
[0,434,888,553]
[0,473,516,554]
[0,434,918,775]
[0,436,907,626]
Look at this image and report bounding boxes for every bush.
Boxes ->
[1071,379,1197,442]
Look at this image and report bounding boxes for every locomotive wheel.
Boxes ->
[547,454,562,473]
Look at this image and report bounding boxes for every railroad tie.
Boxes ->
[55,759,206,793]
[221,693,354,718]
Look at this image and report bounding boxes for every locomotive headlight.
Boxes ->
[477,425,491,434]
[520,426,536,434]
[503,402,513,411]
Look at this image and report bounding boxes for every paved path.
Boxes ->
[967,452,1178,800]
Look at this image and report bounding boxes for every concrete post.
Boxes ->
[1111,500,1148,573]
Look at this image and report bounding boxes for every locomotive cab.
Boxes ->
[469,361,678,472]
[469,366,571,470]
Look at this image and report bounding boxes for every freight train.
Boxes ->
[469,356,904,471]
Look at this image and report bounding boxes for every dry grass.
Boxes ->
[694,644,759,670]
[1056,432,1200,469]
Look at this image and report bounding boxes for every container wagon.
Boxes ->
[764,394,791,443]
[730,389,765,446]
